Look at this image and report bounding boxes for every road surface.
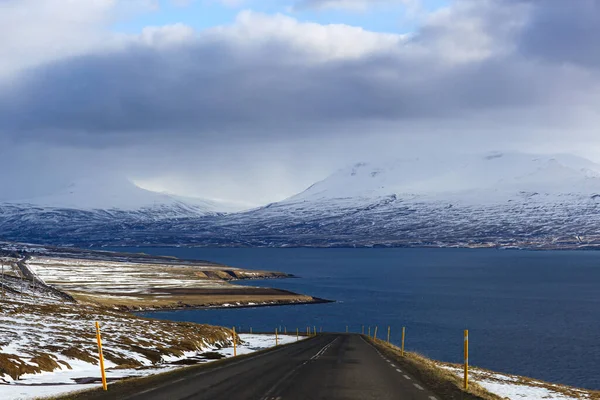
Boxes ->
[122,334,439,400]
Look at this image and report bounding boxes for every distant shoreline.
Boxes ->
[134,296,334,314]
[98,244,600,251]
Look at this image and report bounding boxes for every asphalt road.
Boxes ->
[123,334,439,400]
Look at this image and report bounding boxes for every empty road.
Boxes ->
[118,334,439,400]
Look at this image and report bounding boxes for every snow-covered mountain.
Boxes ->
[1,176,241,218]
[285,152,600,205]
[2,152,600,248]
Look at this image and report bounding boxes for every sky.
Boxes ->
[1,0,600,207]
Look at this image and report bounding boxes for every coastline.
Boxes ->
[133,296,334,314]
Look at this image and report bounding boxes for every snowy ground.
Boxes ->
[438,364,597,400]
[19,254,303,310]
[0,334,305,400]
[26,256,237,295]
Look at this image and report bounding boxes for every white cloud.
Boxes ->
[293,0,416,12]
[2,0,600,204]
[138,24,196,47]
[205,11,405,61]
[0,0,159,78]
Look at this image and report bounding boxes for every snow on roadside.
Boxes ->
[218,333,305,358]
[438,364,596,400]
[0,331,306,400]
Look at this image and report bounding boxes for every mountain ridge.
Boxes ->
[2,152,600,249]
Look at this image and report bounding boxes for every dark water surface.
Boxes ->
[115,247,599,390]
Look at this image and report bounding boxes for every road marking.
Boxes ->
[414,384,424,390]
[395,368,402,373]
[390,364,396,368]
[262,337,338,399]
[122,335,320,400]
[429,396,438,400]
[311,337,338,360]
[403,375,411,380]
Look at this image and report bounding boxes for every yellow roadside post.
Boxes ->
[313,326,317,336]
[464,330,469,390]
[95,322,107,391]
[401,327,406,356]
[387,326,391,344]
[275,328,279,346]
[374,326,378,340]
[232,327,237,357]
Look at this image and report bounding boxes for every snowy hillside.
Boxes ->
[286,152,600,205]
[2,176,240,215]
[2,152,600,248]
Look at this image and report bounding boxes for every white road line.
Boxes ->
[429,396,438,400]
[395,368,402,373]
[123,335,318,400]
[390,364,396,368]
[263,337,338,399]
[311,337,338,360]
[414,384,424,391]
[403,375,411,380]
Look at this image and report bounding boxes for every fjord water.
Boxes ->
[126,248,600,390]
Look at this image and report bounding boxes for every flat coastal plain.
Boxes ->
[3,244,321,310]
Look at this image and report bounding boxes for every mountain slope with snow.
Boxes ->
[285,152,600,205]
[2,152,600,248]
[3,177,242,214]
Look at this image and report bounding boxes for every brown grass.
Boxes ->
[61,347,98,365]
[367,337,504,400]
[435,361,600,400]
[70,291,315,310]
[369,337,600,400]
[0,352,67,380]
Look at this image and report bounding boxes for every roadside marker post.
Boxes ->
[374,326,378,340]
[275,328,279,346]
[250,327,252,334]
[232,327,237,357]
[362,325,364,335]
[297,328,299,341]
[95,322,108,391]
[320,327,322,333]
[464,330,469,390]
[346,325,348,333]
[401,327,406,356]
[368,326,371,337]
[285,327,287,334]
[314,326,317,336]
[387,326,391,344]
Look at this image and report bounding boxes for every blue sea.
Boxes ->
[113,247,600,390]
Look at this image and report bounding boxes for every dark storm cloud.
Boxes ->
[0,1,598,148]
[0,41,553,145]
[516,0,600,68]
